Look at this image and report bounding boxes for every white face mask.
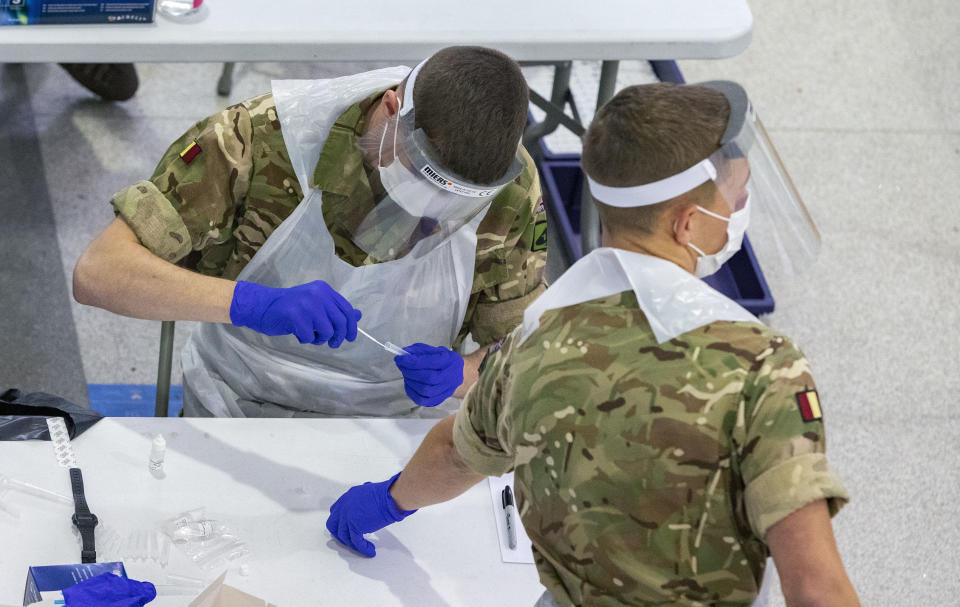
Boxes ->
[376,110,433,217]
[687,193,751,278]
[376,91,457,220]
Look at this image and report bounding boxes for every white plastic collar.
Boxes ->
[587,158,717,207]
[519,248,759,345]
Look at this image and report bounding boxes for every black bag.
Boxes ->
[0,389,102,441]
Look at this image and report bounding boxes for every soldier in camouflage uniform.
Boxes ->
[325,83,859,606]
[74,47,547,415]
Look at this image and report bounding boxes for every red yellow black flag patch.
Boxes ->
[179,140,201,164]
[795,389,823,422]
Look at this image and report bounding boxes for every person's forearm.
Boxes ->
[785,580,860,607]
[73,218,235,323]
[390,416,484,511]
[453,345,490,398]
[770,500,861,607]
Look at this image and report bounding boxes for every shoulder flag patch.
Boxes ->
[531,220,548,252]
[795,389,823,422]
[179,140,202,165]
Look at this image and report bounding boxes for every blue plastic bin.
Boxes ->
[538,159,775,316]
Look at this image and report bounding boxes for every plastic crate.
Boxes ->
[539,159,775,316]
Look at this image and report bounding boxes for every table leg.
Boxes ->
[579,60,620,254]
[650,60,686,84]
[522,61,574,158]
[155,321,175,418]
[217,62,235,97]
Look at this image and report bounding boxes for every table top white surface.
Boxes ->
[0,417,544,606]
[0,0,752,63]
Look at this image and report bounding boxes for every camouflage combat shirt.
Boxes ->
[454,291,849,606]
[110,89,548,346]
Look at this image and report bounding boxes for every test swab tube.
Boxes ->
[384,341,409,356]
[137,530,148,560]
[159,535,172,568]
[154,585,202,596]
[0,473,72,505]
[98,527,121,560]
[164,573,205,588]
[149,434,166,474]
[148,530,159,562]
[357,328,409,356]
[192,539,249,569]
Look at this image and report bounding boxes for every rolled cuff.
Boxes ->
[110,180,192,263]
[452,399,514,477]
[469,281,547,345]
[745,452,850,540]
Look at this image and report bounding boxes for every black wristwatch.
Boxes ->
[69,468,98,563]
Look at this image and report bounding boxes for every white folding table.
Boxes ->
[0,0,751,63]
[0,417,544,606]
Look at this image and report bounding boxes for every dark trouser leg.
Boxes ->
[59,63,139,101]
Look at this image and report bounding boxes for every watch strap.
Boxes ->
[69,467,97,563]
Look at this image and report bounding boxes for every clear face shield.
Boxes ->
[350,60,524,262]
[587,80,819,281]
[702,80,820,278]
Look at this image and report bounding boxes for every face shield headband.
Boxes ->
[585,81,752,209]
[352,57,524,262]
[383,58,523,205]
[585,80,820,278]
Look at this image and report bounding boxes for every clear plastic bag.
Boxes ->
[187,536,251,571]
[160,507,253,575]
[162,507,230,543]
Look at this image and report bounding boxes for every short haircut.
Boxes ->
[581,83,730,235]
[413,46,529,184]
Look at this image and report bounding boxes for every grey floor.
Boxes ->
[0,0,957,604]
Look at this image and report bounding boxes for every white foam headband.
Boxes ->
[399,58,429,117]
[587,158,718,207]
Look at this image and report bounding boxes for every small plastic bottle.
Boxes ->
[149,434,166,474]
[157,0,203,19]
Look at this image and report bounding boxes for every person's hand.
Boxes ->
[326,472,416,558]
[394,343,464,407]
[229,280,361,347]
[62,572,156,606]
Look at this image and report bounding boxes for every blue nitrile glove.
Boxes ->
[62,572,156,607]
[394,343,464,407]
[230,280,361,347]
[326,472,416,558]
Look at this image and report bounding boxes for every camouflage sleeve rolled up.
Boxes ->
[735,340,849,540]
[452,329,521,476]
[460,146,548,347]
[109,100,254,273]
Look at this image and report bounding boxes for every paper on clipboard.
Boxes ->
[488,473,535,564]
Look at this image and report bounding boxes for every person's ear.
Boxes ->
[382,89,401,117]
[671,204,699,247]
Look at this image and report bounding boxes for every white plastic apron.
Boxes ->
[181,67,484,418]
[520,247,760,346]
